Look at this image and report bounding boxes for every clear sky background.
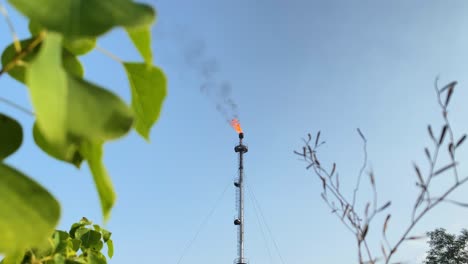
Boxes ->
[2,0,468,263]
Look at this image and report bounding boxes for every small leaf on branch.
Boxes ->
[456,134,467,149]
[377,201,391,212]
[107,239,114,258]
[383,214,391,235]
[439,125,448,145]
[439,81,457,93]
[424,148,431,162]
[319,176,326,191]
[445,85,455,106]
[330,163,336,177]
[406,236,426,241]
[428,125,436,142]
[413,163,424,185]
[369,172,375,186]
[434,162,458,176]
[448,143,454,158]
[361,225,369,240]
[293,150,304,157]
[315,131,321,147]
[313,153,320,166]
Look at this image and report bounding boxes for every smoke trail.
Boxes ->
[179,32,240,123]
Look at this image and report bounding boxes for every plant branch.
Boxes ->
[0,31,46,77]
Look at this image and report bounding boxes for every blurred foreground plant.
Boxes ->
[0,0,166,262]
[1,218,113,264]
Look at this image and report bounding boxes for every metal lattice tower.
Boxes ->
[234,132,248,264]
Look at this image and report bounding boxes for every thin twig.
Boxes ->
[0,97,34,116]
[0,0,21,52]
[95,45,123,63]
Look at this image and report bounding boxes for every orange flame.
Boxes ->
[230,118,243,134]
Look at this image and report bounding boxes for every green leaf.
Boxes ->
[92,224,101,232]
[70,239,82,252]
[33,123,83,168]
[101,229,112,243]
[27,33,68,144]
[87,251,107,264]
[66,76,134,141]
[8,0,155,38]
[62,50,84,77]
[106,239,114,259]
[64,38,96,56]
[124,63,166,139]
[1,252,23,264]
[1,39,40,83]
[1,38,84,84]
[28,20,43,36]
[0,163,60,254]
[0,114,22,160]
[79,142,116,221]
[126,26,153,64]
[54,254,66,264]
[26,33,133,220]
[75,228,102,249]
[28,21,96,56]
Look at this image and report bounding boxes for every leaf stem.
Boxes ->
[95,45,123,63]
[0,31,46,77]
[0,0,21,52]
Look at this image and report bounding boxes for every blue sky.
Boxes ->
[2,0,468,263]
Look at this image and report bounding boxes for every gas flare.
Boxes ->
[230,118,243,134]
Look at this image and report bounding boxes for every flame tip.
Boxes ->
[230,118,243,134]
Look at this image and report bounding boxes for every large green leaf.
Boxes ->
[8,0,155,38]
[33,77,131,216]
[0,163,60,254]
[126,26,153,64]
[66,76,134,141]
[25,34,133,220]
[1,38,84,84]
[124,63,166,140]
[33,123,83,168]
[0,114,22,160]
[80,142,116,221]
[27,33,68,144]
